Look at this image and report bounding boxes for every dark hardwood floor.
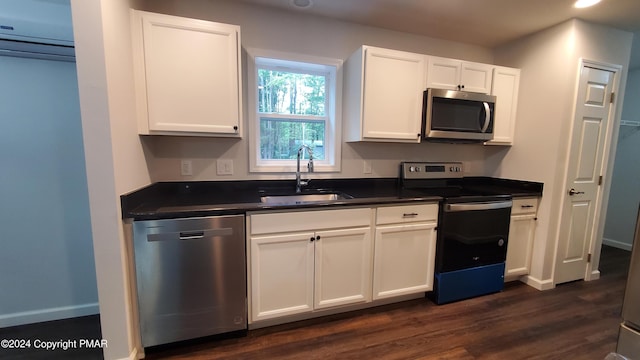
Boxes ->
[0,245,631,360]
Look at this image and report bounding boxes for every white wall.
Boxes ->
[489,19,632,286]
[604,68,640,250]
[71,0,150,359]
[0,55,97,327]
[136,0,496,181]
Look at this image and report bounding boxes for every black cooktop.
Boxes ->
[399,162,513,203]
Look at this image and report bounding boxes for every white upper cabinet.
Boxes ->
[131,10,242,137]
[426,56,493,94]
[486,66,521,146]
[343,46,425,143]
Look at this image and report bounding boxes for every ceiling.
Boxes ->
[237,0,640,68]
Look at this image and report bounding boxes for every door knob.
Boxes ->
[568,188,585,196]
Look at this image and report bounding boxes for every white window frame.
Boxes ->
[247,48,342,173]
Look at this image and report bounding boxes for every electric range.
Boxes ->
[400,162,513,304]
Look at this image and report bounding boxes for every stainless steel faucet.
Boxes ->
[296,145,314,193]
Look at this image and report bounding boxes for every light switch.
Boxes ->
[180,160,193,176]
[363,160,372,174]
[216,159,234,176]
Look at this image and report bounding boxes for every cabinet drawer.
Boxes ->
[511,198,539,215]
[376,203,438,225]
[250,208,372,235]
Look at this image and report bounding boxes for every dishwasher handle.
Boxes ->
[147,228,234,242]
[445,200,512,212]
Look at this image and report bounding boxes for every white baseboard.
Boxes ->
[0,302,99,328]
[126,347,140,360]
[108,346,140,360]
[520,275,555,291]
[587,269,601,281]
[603,237,633,251]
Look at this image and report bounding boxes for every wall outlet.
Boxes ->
[180,160,193,176]
[363,160,372,174]
[216,159,234,176]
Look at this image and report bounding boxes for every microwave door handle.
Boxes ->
[481,102,491,133]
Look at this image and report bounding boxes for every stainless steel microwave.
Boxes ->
[422,88,496,142]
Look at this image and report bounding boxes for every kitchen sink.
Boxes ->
[260,192,353,205]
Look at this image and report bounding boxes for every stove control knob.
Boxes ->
[456,166,461,172]
[415,166,421,172]
[409,166,415,172]
[498,239,505,246]
[449,166,454,172]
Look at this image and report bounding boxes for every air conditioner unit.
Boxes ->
[0,0,75,61]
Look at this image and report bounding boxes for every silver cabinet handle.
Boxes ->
[568,188,585,196]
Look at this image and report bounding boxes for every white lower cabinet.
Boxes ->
[314,227,372,309]
[249,203,439,325]
[505,198,539,278]
[250,232,315,320]
[372,204,438,300]
[248,208,373,323]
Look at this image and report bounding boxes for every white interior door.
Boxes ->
[555,65,616,285]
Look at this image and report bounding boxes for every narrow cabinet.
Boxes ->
[505,198,539,278]
[343,46,425,142]
[373,203,438,299]
[486,66,521,145]
[131,10,242,136]
[248,208,373,323]
[426,56,493,94]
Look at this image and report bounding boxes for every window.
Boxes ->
[248,50,342,173]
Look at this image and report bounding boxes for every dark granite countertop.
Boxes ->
[121,177,543,221]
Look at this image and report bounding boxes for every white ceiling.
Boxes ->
[237,0,640,69]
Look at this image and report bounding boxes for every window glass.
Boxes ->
[248,51,341,173]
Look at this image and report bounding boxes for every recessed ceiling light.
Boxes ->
[290,0,313,9]
[574,0,601,8]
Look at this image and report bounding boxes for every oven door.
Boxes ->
[436,199,512,273]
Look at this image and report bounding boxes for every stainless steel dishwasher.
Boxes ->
[133,215,246,347]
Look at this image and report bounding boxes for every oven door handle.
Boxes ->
[445,200,512,212]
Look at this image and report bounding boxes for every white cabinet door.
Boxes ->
[132,10,242,136]
[426,56,461,90]
[358,46,424,142]
[314,227,373,309]
[505,214,536,277]
[486,66,520,145]
[505,198,538,278]
[426,56,493,94]
[373,222,437,299]
[250,232,315,322]
[460,62,493,94]
[362,46,425,141]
